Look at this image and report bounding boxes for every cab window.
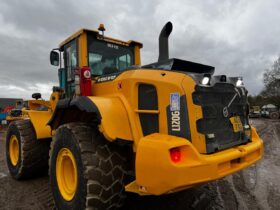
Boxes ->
[88,37,134,76]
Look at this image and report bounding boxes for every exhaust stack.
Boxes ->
[158,21,173,62]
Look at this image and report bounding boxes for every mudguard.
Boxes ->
[48,96,133,141]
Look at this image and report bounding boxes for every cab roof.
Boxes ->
[59,28,143,50]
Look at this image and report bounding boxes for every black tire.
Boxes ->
[269,112,279,119]
[6,119,50,179]
[49,123,128,210]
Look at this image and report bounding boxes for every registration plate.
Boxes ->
[229,116,243,132]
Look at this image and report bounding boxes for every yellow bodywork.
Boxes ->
[23,29,143,141]
[18,27,263,196]
[92,70,189,147]
[6,115,27,122]
[127,127,263,195]
[25,110,52,139]
[87,96,133,141]
[19,92,60,139]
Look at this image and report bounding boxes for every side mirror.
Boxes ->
[50,50,59,66]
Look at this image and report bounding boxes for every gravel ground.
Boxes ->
[0,118,279,210]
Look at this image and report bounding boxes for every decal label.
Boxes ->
[166,95,191,141]
[170,93,180,111]
[171,110,181,131]
[170,93,181,132]
[97,75,117,83]
[107,43,119,49]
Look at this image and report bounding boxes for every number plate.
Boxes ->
[229,116,243,132]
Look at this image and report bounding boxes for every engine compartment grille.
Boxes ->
[193,83,251,154]
[138,84,159,136]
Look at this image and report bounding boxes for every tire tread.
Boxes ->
[6,119,50,179]
[50,122,128,210]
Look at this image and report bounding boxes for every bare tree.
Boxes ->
[261,56,280,106]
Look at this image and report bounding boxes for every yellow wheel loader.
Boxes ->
[6,22,263,210]
[6,100,29,124]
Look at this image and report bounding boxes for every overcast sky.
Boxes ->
[0,0,279,99]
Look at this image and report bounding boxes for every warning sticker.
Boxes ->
[170,93,180,111]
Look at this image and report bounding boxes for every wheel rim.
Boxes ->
[56,148,78,201]
[9,135,19,166]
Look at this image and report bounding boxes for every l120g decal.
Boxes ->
[167,94,191,141]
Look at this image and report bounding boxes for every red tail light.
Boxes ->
[80,66,92,96]
[170,147,181,163]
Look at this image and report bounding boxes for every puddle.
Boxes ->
[0,172,7,178]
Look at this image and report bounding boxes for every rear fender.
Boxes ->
[48,96,133,141]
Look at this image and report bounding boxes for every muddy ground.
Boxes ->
[0,119,279,210]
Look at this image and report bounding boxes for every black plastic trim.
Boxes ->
[143,58,215,75]
[193,83,250,154]
[166,95,192,141]
[70,97,101,116]
[138,84,159,136]
[48,96,101,129]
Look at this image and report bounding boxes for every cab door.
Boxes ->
[64,39,78,98]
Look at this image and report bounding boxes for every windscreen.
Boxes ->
[88,36,134,76]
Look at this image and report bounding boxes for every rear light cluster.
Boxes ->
[75,66,92,96]
[170,147,181,163]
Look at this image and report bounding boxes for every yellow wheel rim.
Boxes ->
[9,135,19,166]
[56,148,78,201]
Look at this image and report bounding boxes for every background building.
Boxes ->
[0,98,23,111]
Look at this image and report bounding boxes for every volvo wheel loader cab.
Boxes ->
[6,22,263,210]
[50,26,142,99]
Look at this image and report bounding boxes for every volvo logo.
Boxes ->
[223,89,241,118]
[223,107,229,117]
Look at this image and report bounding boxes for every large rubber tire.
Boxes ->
[49,123,128,210]
[6,119,50,180]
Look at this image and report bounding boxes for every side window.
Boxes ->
[65,41,77,81]
[118,54,131,71]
